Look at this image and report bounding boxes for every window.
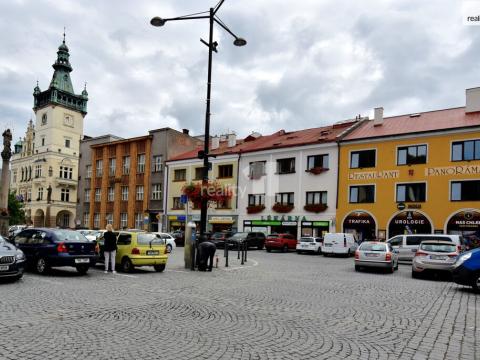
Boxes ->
[174,169,186,181]
[136,186,144,201]
[451,180,480,201]
[61,188,70,202]
[96,160,103,177]
[84,189,90,203]
[94,213,100,229]
[397,145,427,165]
[120,213,128,229]
[109,158,116,176]
[275,192,294,205]
[107,187,114,202]
[388,236,402,247]
[306,191,327,205]
[117,233,131,245]
[173,197,184,209]
[122,156,130,174]
[276,158,295,174]
[95,188,101,202]
[37,187,43,201]
[216,199,230,209]
[65,139,71,148]
[152,184,162,200]
[249,161,266,179]
[34,165,42,178]
[135,213,143,229]
[307,154,329,170]
[41,137,45,146]
[12,170,16,183]
[452,139,480,161]
[153,156,162,172]
[349,185,375,203]
[121,186,129,201]
[194,167,204,180]
[218,164,233,178]
[396,183,426,202]
[248,194,265,206]
[137,154,145,173]
[27,189,31,201]
[83,213,89,228]
[350,150,376,168]
[59,166,73,179]
[86,165,92,178]
[106,213,113,225]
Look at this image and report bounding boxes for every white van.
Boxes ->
[387,234,465,261]
[322,233,358,257]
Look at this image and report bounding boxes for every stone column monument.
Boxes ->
[0,129,12,237]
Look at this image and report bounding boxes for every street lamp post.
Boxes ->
[151,1,246,243]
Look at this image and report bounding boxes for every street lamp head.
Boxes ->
[233,37,247,47]
[150,17,166,27]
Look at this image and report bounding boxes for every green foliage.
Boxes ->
[8,191,25,225]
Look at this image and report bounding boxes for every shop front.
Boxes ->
[446,210,480,249]
[300,221,330,238]
[342,211,376,242]
[388,211,432,238]
[243,220,298,237]
[168,215,186,231]
[208,216,237,233]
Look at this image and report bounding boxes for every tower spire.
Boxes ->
[63,27,66,44]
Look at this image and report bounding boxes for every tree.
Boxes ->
[8,191,25,225]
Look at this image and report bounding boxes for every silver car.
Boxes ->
[354,242,399,273]
[412,241,459,278]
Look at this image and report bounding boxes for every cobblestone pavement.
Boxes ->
[0,248,478,360]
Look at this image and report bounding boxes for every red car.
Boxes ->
[265,234,297,252]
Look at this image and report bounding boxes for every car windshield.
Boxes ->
[137,233,164,245]
[420,243,457,253]
[360,243,386,252]
[231,233,247,239]
[211,233,225,239]
[300,237,314,242]
[268,234,279,238]
[53,229,89,243]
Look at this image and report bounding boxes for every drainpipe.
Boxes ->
[235,151,242,232]
[163,163,169,232]
[335,140,341,232]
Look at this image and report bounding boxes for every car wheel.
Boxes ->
[471,273,480,293]
[317,248,322,255]
[388,265,394,274]
[346,249,351,258]
[282,245,288,253]
[355,265,361,272]
[166,244,173,253]
[121,257,134,273]
[76,265,89,275]
[15,273,23,281]
[36,257,50,274]
[266,248,271,253]
[411,270,420,279]
[154,264,166,272]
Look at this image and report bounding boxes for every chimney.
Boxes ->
[227,133,236,147]
[211,136,220,150]
[466,87,480,113]
[182,128,189,135]
[373,107,384,127]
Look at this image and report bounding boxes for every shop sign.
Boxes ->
[281,221,297,226]
[348,170,399,180]
[244,221,251,225]
[210,216,233,222]
[447,210,480,229]
[252,220,281,226]
[344,211,375,225]
[301,221,330,227]
[397,203,406,210]
[425,165,480,176]
[389,211,432,236]
[168,215,186,221]
[192,215,201,221]
[392,211,427,225]
[260,215,307,222]
[302,222,312,226]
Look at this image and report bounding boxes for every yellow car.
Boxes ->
[115,231,168,272]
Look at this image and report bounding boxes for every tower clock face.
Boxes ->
[41,113,47,125]
[63,114,74,127]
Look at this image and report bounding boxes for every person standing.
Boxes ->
[103,224,117,274]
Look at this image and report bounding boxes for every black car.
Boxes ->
[0,236,25,281]
[14,228,98,275]
[209,231,233,249]
[227,232,266,250]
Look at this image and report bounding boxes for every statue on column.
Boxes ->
[47,185,52,204]
[1,129,12,161]
[0,129,12,237]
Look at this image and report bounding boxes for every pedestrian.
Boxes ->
[103,224,117,274]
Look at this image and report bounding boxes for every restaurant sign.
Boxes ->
[426,165,480,176]
[348,170,399,180]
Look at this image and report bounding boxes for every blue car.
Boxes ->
[0,236,25,281]
[14,228,98,275]
[452,248,480,292]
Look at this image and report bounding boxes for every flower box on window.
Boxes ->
[304,204,328,213]
[305,167,329,175]
[182,181,232,209]
[272,203,294,213]
[246,205,265,214]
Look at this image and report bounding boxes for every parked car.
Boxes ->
[152,232,176,253]
[296,237,323,254]
[0,236,25,281]
[209,231,233,249]
[412,241,459,278]
[387,234,465,262]
[13,228,97,275]
[227,232,266,250]
[322,233,358,257]
[265,233,297,252]
[452,248,480,292]
[8,225,27,240]
[76,229,101,242]
[171,230,185,247]
[115,231,169,272]
[354,241,398,273]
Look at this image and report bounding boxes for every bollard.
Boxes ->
[237,241,241,260]
[241,241,245,265]
[244,241,248,263]
[215,254,219,268]
[225,242,229,267]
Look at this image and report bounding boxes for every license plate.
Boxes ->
[324,244,332,247]
[75,258,90,264]
[366,253,379,257]
[0,265,8,271]
[431,255,446,260]
[147,250,159,256]
[301,245,308,248]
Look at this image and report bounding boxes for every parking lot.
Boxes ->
[0,249,478,360]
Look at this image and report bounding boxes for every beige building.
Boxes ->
[10,37,88,227]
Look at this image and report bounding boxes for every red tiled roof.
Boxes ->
[167,121,357,162]
[343,107,480,141]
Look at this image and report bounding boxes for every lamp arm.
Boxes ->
[213,17,240,40]
[213,0,226,15]
[163,15,210,23]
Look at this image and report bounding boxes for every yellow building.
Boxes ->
[337,88,480,243]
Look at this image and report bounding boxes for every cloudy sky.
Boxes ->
[1,0,479,140]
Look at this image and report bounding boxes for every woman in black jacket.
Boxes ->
[103,224,117,273]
